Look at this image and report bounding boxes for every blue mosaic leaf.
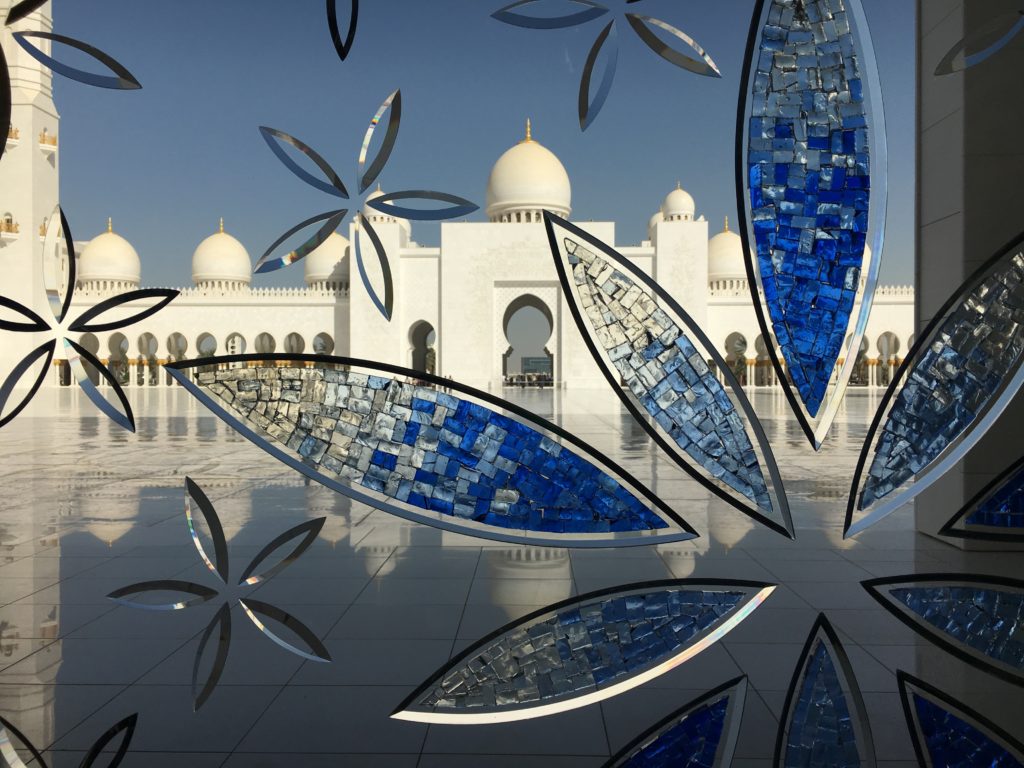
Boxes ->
[777,615,874,768]
[899,672,1024,768]
[739,0,885,447]
[393,580,774,723]
[865,576,1024,686]
[604,677,746,768]
[942,455,1024,540]
[545,213,792,538]
[166,355,698,548]
[847,236,1024,537]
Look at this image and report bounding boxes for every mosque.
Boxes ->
[0,5,913,396]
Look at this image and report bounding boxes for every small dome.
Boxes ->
[78,219,140,284]
[486,120,571,221]
[709,218,747,281]
[362,186,411,236]
[192,219,251,285]
[662,183,695,221]
[304,232,350,284]
[648,210,663,237]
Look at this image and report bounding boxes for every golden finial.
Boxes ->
[522,117,533,143]
[218,217,224,233]
[676,180,681,190]
[107,217,112,233]
[724,216,729,232]
[376,182,382,192]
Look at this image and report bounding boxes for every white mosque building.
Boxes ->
[0,2,913,398]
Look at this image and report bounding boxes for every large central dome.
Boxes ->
[485,120,571,222]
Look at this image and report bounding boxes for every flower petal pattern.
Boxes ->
[79,713,138,768]
[603,676,747,768]
[358,89,401,194]
[775,614,875,768]
[364,190,479,221]
[40,205,76,323]
[0,43,9,165]
[492,0,608,30]
[0,713,46,767]
[68,288,180,333]
[165,354,697,548]
[239,598,332,663]
[259,126,348,198]
[846,233,1024,537]
[185,476,230,583]
[13,31,140,89]
[193,603,232,711]
[864,574,1024,687]
[624,14,721,78]
[64,338,135,432]
[326,0,359,61]
[0,341,55,429]
[578,20,618,131]
[898,671,1024,767]
[5,0,47,26]
[940,455,1024,541]
[0,296,49,333]
[107,580,219,611]
[545,213,792,538]
[253,209,348,275]
[738,0,886,448]
[238,517,325,585]
[354,213,394,320]
[393,580,774,723]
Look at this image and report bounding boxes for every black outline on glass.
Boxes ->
[259,126,348,199]
[193,602,232,711]
[897,670,1024,767]
[165,353,699,548]
[0,340,54,429]
[940,454,1024,542]
[0,43,9,165]
[935,11,1024,76]
[65,337,136,432]
[238,517,325,585]
[13,31,140,89]
[492,0,608,30]
[0,295,49,332]
[579,19,617,131]
[186,476,230,583]
[68,289,179,333]
[108,580,219,610]
[545,212,793,539]
[327,0,359,61]
[47,206,77,323]
[238,598,333,663]
[254,209,348,275]
[354,212,394,320]
[602,675,747,768]
[5,0,47,26]
[624,13,721,78]
[393,578,773,721]
[0,712,137,768]
[365,190,479,221]
[358,89,401,194]
[845,228,1024,538]
[774,613,876,768]
[864,573,1024,687]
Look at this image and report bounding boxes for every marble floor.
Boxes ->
[0,385,1020,766]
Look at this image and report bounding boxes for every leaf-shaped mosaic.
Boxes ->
[846,233,1024,537]
[393,580,774,723]
[739,0,886,448]
[941,455,1024,542]
[898,671,1024,767]
[603,676,746,768]
[864,575,1024,687]
[166,355,697,548]
[545,213,792,538]
[775,614,875,768]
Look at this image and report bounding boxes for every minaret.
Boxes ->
[0,1,59,384]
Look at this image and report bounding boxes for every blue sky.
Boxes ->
[53,0,916,288]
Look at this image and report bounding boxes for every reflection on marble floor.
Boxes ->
[0,387,1021,765]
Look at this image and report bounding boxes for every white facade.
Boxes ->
[0,7,913,395]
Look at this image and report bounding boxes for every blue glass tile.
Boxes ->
[619,697,729,768]
[747,0,873,416]
[914,693,1023,768]
[965,463,1024,529]
[784,643,860,767]
[891,586,1024,670]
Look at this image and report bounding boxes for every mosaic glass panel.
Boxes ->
[891,586,1024,670]
[913,693,1023,768]
[419,588,745,711]
[197,365,664,534]
[860,251,1024,509]
[746,0,872,417]
[619,696,729,768]
[563,237,772,513]
[784,643,859,767]
[965,462,1024,529]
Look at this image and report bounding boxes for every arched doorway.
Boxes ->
[166,332,188,386]
[724,332,748,386]
[313,332,335,355]
[876,332,900,386]
[225,332,247,368]
[408,321,436,375]
[108,333,129,385]
[137,332,158,386]
[754,334,773,386]
[848,335,870,386]
[284,333,305,355]
[502,294,553,387]
[196,333,218,376]
[255,332,276,354]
